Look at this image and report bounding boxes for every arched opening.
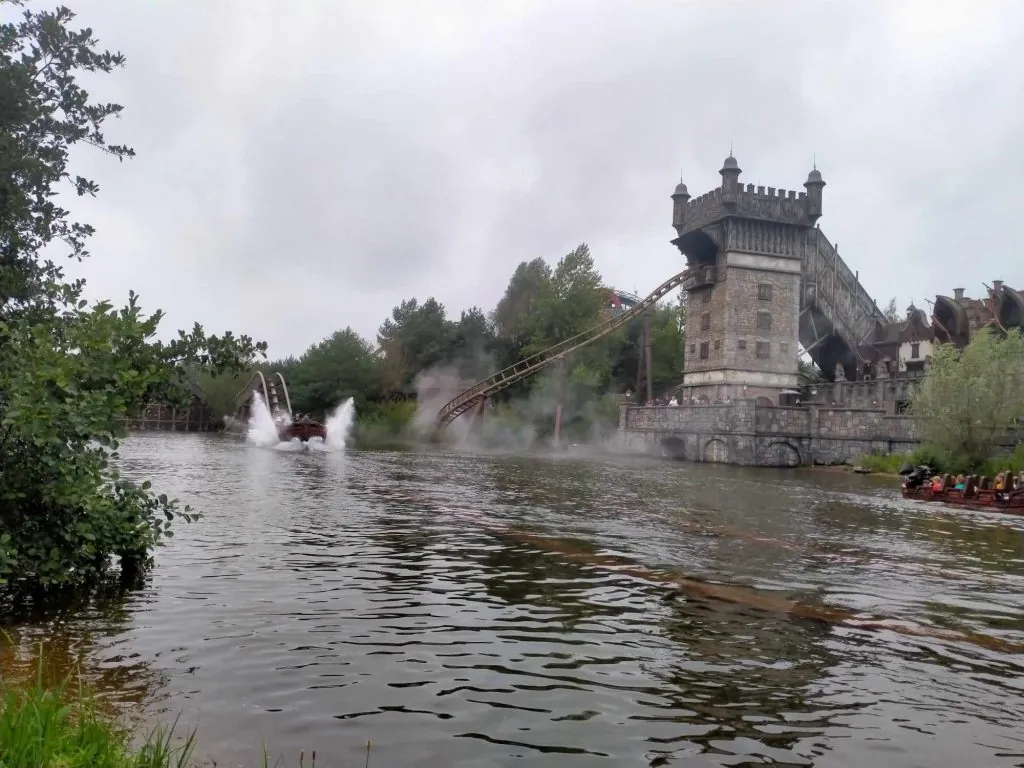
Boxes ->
[673,229,719,269]
[997,287,1024,331]
[932,295,969,346]
[755,396,774,407]
[762,441,801,468]
[702,438,729,464]
[661,436,686,460]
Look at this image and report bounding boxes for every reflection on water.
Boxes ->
[3,434,1024,767]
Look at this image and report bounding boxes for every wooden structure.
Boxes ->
[234,370,292,425]
[123,397,221,432]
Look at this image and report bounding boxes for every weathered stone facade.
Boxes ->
[612,400,921,467]
[672,158,888,400]
[800,372,926,415]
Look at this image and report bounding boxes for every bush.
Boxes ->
[352,399,418,447]
[908,328,1024,469]
[0,5,264,599]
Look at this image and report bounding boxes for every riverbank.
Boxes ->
[0,665,195,768]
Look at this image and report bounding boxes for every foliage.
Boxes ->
[882,297,901,323]
[798,357,825,385]
[908,328,1024,470]
[0,3,265,597]
[277,328,377,417]
[353,399,419,447]
[0,650,339,767]
[855,444,1024,477]
[194,369,246,421]
[0,655,197,768]
[263,241,687,445]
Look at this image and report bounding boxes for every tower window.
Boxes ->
[737,339,747,350]
[758,283,773,301]
[756,341,770,359]
[702,290,712,305]
[699,342,709,360]
[911,343,920,358]
[714,339,720,349]
[700,312,711,331]
[780,342,789,355]
[689,343,695,355]
[757,311,772,330]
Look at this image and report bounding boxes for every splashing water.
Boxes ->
[322,397,355,451]
[246,392,286,448]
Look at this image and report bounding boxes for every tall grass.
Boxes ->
[0,662,196,768]
[0,653,346,768]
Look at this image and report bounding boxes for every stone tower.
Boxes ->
[671,156,826,404]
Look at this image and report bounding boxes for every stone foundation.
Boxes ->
[611,399,920,467]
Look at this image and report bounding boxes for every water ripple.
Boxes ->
[3,434,1024,767]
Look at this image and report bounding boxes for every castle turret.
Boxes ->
[719,154,741,205]
[803,167,825,223]
[671,180,690,234]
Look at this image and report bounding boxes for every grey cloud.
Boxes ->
[39,0,1024,357]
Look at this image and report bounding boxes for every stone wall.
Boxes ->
[613,398,923,467]
[801,372,925,415]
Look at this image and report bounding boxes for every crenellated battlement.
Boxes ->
[675,178,818,237]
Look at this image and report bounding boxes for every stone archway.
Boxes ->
[702,438,729,463]
[661,436,685,460]
[762,441,801,468]
[756,396,773,407]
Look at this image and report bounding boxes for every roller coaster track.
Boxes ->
[235,370,293,418]
[436,269,688,427]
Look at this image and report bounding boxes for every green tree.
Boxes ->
[882,297,901,323]
[529,243,604,352]
[448,306,496,379]
[908,328,1024,469]
[376,297,453,391]
[492,258,551,353]
[283,328,377,417]
[0,3,264,596]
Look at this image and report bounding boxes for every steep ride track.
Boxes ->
[436,269,688,427]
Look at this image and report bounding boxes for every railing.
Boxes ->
[807,230,886,353]
[436,269,689,427]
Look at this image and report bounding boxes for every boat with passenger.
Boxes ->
[900,464,1024,514]
[275,413,327,443]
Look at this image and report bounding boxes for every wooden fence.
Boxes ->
[122,398,222,433]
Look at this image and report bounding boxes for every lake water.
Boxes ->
[3,433,1024,767]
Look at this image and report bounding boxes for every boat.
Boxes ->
[274,414,327,443]
[899,465,1024,514]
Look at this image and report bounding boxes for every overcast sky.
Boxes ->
[26,0,1024,358]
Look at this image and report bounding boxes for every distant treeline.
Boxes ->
[198,244,686,443]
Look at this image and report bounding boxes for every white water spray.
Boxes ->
[322,397,356,451]
[246,391,286,448]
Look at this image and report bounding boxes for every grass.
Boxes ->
[0,663,196,768]
[0,652,372,768]
[853,444,1024,477]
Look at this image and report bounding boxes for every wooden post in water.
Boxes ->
[553,356,566,446]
